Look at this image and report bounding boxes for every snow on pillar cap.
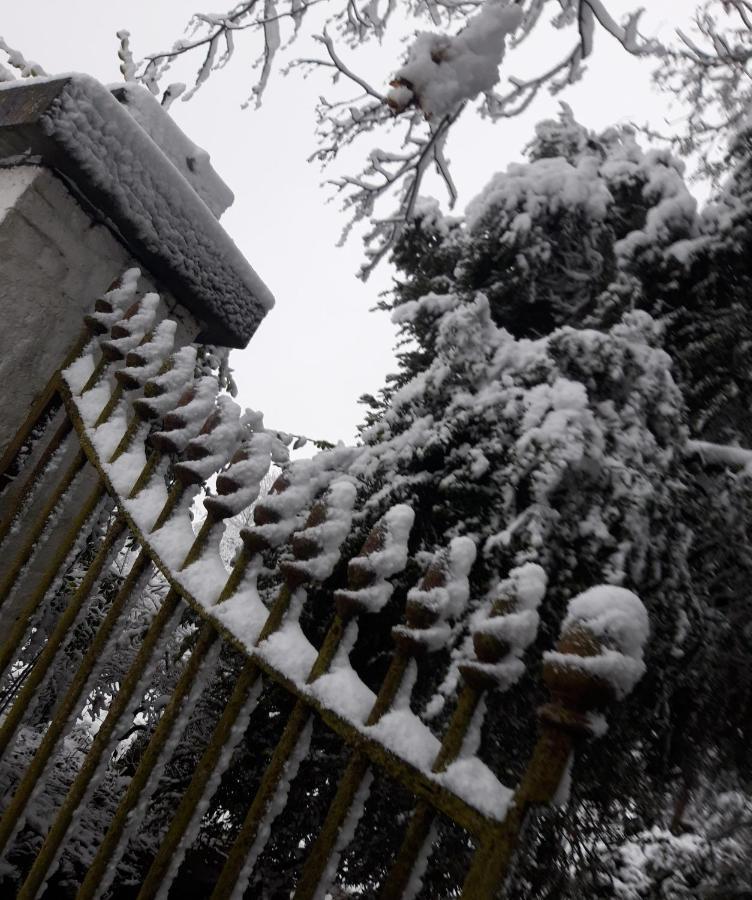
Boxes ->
[110,83,234,219]
[0,75,274,348]
[543,585,649,707]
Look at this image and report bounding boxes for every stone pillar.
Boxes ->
[0,165,132,447]
[0,74,275,460]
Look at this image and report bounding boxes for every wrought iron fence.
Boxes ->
[0,269,638,899]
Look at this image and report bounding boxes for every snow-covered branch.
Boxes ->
[649,0,752,181]
[0,35,46,81]
[117,1,662,272]
[685,439,752,471]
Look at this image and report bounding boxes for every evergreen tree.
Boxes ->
[350,106,752,895]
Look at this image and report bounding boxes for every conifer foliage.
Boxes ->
[351,105,752,895]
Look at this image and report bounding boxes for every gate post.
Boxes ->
[0,74,274,463]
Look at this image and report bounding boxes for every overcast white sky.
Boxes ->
[3,1,702,445]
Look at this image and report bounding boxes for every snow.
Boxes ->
[465,154,611,232]
[255,589,318,683]
[97,638,222,899]
[211,583,270,649]
[551,751,574,807]
[116,318,177,387]
[230,719,314,900]
[686,439,752,471]
[311,665,376,725]
[402,822,439,900]
[180,547,236,607]
[287,478,357,582]
[438,757,513,819]
[31,74,273,346]
[154,678,263,900]
[83,267,142,334]
[88,401,130,458]
[389,0,523,118]
[57,595,187,895]
[562,585,649,660]
[63,350,97,395]
[614,149,698,266]
[134,345,198,419]
[245,458,350,549]
[475,609,540,648]
[544,648,646,701]
[74,377,113,423]
[207,432,274,518]
[368,709,441,771]
[544,585,649,700]
[310,622,376,724]
[391,290,460,325]
[336,504,415,613]
[151,376,219,453]
[508,562,548,610]
[175,394,244,484]
[100,292,161,359]
[112,82,234,218]
[398,536,476,649]
[146,492,200,565]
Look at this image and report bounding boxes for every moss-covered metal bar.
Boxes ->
[135,657,263,900]
[0,447,89,610]
[0,513,126,761]
[0,546,154,859]
[0,475,106,675]
[16,587,184,900]
[76,621,219,900]
[0,410,73,547]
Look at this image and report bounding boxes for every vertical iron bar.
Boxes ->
[75,623,219,900]
[378,684,482,900]
[0,476,106,675]
[0,515,126,761]
[136,571,294,900]
[0,413,73,548]
[135,658,263,900]
[15,588,183,900]
[0,325,88,486]
[0,548,153,858]
[0,449,88,610]
[16,499,220,898]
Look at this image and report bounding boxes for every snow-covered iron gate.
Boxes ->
[0,271,636,900]
[0,75,643,899]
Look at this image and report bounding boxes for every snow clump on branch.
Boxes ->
[388,0,524,118]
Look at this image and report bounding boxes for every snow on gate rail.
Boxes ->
[0,270,649,900]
